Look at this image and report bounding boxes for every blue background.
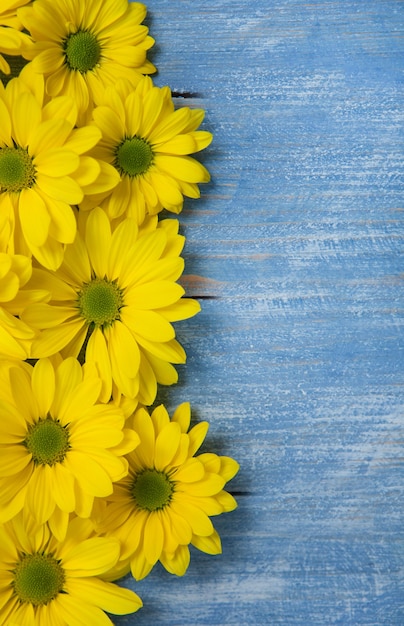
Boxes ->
[117,1,404,624]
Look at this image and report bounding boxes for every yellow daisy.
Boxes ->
[22,208,200,405]
[0,1,32,75]
[0,357,139,540]
[95,403,239,581]
[0,251,46,359]
[0,68,119,269]
[0,514,142,625]
[81,76,213,223]
[18,0,155,125]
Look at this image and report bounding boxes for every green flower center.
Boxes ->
[114,137,154,177]
[24,417,70,466]
[0,146,36,193]
[64,30,101,73]
[77,278,124,327]
[13,553,65,606]
[132,469,174,512]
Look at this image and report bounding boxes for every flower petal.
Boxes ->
[62,537,120,576]
[19,188,50,247]
[85,208,111,277]
[32,358,55,416]
[64,578,142,615]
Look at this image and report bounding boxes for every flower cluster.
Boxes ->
[0,1,238,624]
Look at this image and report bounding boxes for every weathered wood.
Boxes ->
[117,1,404,624]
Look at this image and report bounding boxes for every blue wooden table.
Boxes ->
[117,1,404,624]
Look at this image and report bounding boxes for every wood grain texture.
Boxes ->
[117,1,404,624]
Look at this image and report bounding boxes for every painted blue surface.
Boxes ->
[117,1,404,624]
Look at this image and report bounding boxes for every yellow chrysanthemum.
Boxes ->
[95,403,239,581]
[18,0,155,125]
[0,514,142,625]
[81,76,212,223]
[0,251,46,359]
[0,68,120,269]
[22,208,200,405]
[0,357,139,540]
[0,1,32,75]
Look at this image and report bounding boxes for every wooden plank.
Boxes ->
[116,1,404,624]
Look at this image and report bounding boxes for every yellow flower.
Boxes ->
[0,514,142,625]
[82,76,212,223]
[22,208,200,405]
[0,1,32,75]
[18,0,155,125]
[0,251,46,359]
[0,357,139,540]
[0,68,119,270]
[96,403,239,581]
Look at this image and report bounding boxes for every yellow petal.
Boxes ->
[160,544,190,576]
[64,126,102,154]
[174,458,205,483]
[92,105,125,142]
[170,498,214,536]
[64,578,142,615]
[29,118,72,154]
[0,97,11,144]
[12,92,40,146]
[165,508,192,545]
[136,336,186,364]
[57,376,102,423]
[52,462,75,512]
[53,357,82,415]
[155,154,210,183]
[154,422,181,470]
[85,208,111,277]
[30,319,84,358]
[69,410,123,448]
[0,445,31,476]
[159,298,201,322]
[172,402,191,433]
[79,160,120,195]
[120,307,175,342]
[188,421,209,456]
[62,537,120,575]
[73,156,100,186]
[34,149,80,177]
[19,188,50,247]
[32,358,55,416]
[191,529,222,555]
[29,237,65,272]
[156,134,197,155]
[48,506,70,543]
[86,327,112,402]
[108,321,140,377]
[33,47,64,73]
[0,399,27,441]
[132,408,155,466]
[45,197,77,244]
[180,473,226,497]
[108,217,138,281]
[0,325,29,359]
[64,450,113,497]
[130,548,154,581]
[143,512,164,564]
[37,173,83,205]
[124,281,185,309]
[0,271,18,302]
[57,594,114,626]
[9,365,38,420]
[136,349,157,405]
[26,464,55,524]
[219,456,240,482]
